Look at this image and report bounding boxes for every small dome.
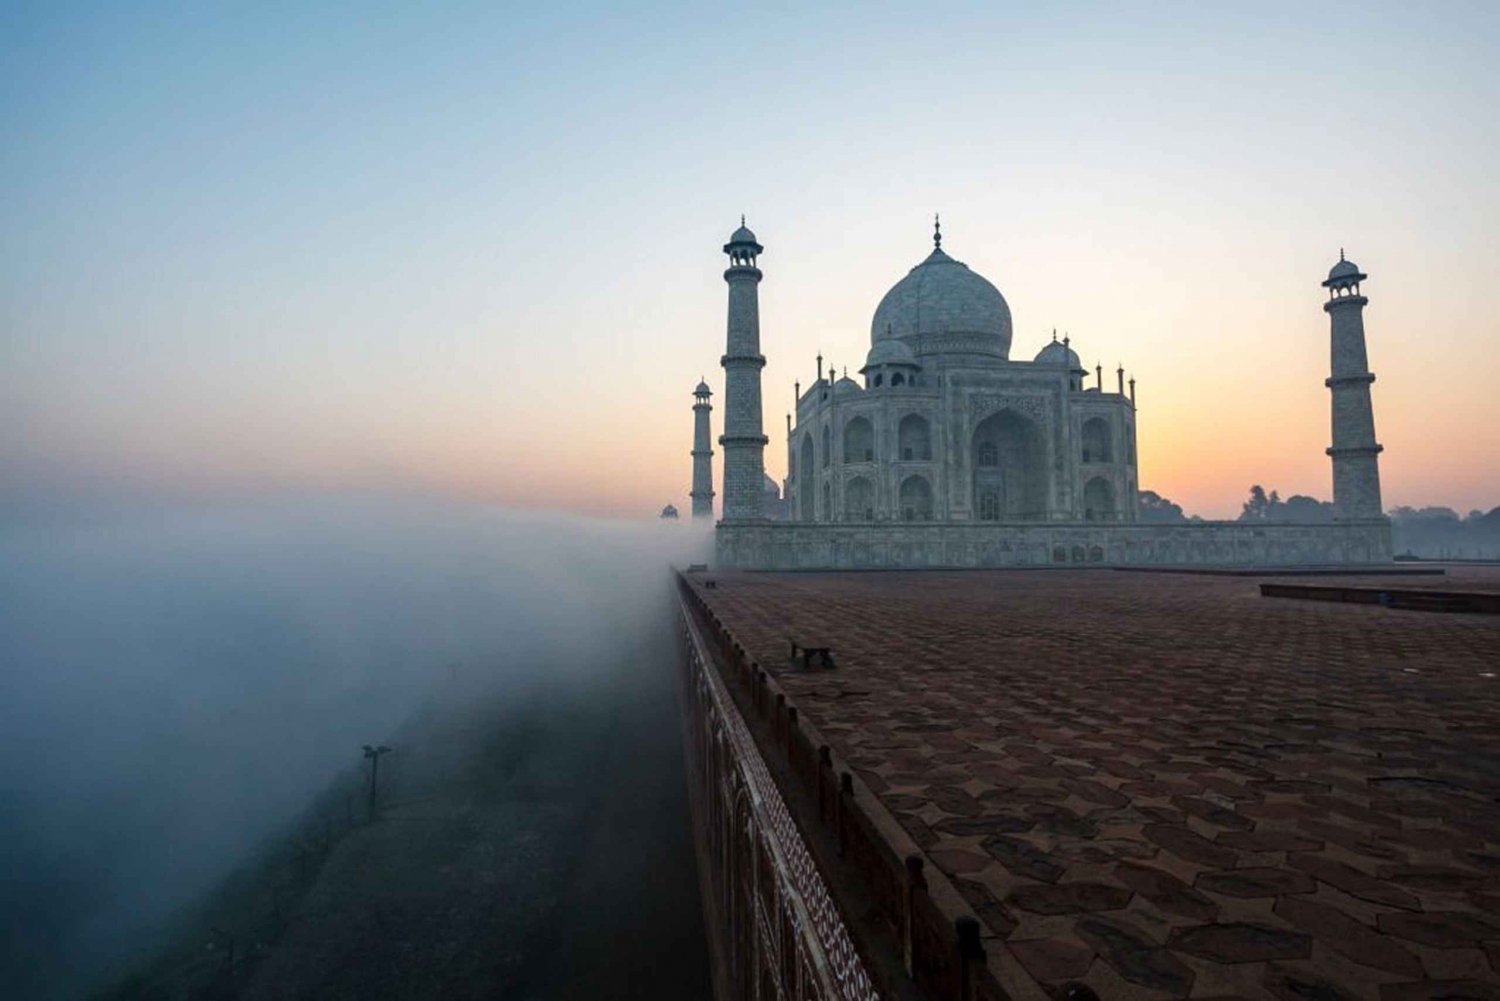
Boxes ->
[862,338,919,369]
[1034,338,1083,370]
[871,246,1012,359]
[1328,258,1360,280]
[834,376,863,396]
[728,223,757,245]
[763,474,780,498]
[694,379,711,396]
[1322,252,1367,289]
[659,504,679,519]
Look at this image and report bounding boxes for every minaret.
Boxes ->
[690,378,715,519]
[1322,251,1384,520]
[719,218,768,521]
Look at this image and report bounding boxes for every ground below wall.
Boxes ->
[716,520,1393,570]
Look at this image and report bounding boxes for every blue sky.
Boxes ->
[4,1,1498,518]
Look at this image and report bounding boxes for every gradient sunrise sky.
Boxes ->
[4,1,1498,521]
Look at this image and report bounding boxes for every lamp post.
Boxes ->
[362,744,392,820]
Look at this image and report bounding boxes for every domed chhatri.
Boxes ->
[1033,335,1082,370]
[870,221,1013,359]
[863,337,918,367]
[1323,249,1367,291]
[724,215,762,255]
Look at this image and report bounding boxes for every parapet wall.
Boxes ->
[715,519,1392,570]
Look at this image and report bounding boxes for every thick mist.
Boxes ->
[0,497,709,999]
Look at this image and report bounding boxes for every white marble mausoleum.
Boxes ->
[689,219,1391,569]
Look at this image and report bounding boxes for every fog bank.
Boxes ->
[0,497,708,999]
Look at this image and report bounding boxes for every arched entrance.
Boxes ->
[1083,476,1116,521]
[972,409,1047,520]
[845,476,874,521]
[899,475,933,521]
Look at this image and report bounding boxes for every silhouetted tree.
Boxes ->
[1138,490,1188,523]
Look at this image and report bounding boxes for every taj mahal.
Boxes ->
[686,218,1391,569]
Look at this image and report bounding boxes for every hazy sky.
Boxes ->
[4,1,1498,520]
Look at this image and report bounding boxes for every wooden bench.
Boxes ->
[788,638,836,670]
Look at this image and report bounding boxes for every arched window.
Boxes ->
[898,414,931,461]
[799,436,815,521]
[821,425,831,467]
[891,372,906,387]
[843,416,874,464]
[845,477,875,521]
[978,491,1000,521]
[977,442,998,467]
[898,475,933,522]
[822,482,831,520]
[873,373,883,387]
[1083,476,1115,522]
[1081,417,1112,464]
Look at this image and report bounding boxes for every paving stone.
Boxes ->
[1289,854,1422,910]
[1216,830,1325,853]
[1007,882,1134,915]
[1075,916,1196,995]
[926,849,992,874]
[1274,896,1426,978]
[1377,912,1500,949]
[953,877,1019,938]
[1173,796,1257,831]
[935,814,1035,836]
[983,835,1064,884]
[1378,980,1500,1001]
[1262,963,1362,1001]
[1144,823,1239,868]
[1380,867,1492,893]
[1025,804,1101,839]
[1298,819,1408,861]
[1114,862,1219,921]
[1195,867,1318,898]
[1060,778,1130,807]
[1169,922,1313,964]
[1008,937,1095,982]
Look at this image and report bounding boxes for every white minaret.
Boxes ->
[1322,251,1384,520]
[690,379,715,519]
[719,218,767,521]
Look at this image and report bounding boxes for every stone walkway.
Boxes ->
[690,567,1500,1001]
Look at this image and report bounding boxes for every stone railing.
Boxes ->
[676,575,1008,1001]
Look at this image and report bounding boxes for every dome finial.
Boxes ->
[1052,327,1058,342]
[741,213,746,227]
[1340,247,1345,262]
[933,213,942,249]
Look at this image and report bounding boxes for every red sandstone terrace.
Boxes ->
[679,567,1500,1001]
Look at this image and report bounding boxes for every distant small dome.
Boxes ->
[762,474,780,498]
[694,379,712,395]
[729,223,757,245]
[862,338,919,369]
[1034,339,1083,370]
[834,376,863,396]
[659,504,679,519]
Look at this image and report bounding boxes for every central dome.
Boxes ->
[870,246,1012,359]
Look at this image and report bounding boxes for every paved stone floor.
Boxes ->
[689,566,1500,1001]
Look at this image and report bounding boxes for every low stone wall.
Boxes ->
[715,519,1392,570]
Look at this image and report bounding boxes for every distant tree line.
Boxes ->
[1387,505,1500,559]
[1135,486,1500,558]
